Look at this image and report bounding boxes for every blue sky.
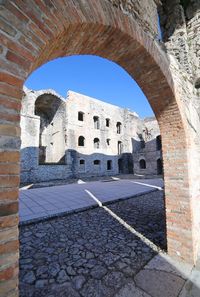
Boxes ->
[25,55,154,118]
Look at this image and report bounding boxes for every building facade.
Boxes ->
[20,88,162,183]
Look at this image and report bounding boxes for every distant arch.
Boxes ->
[139,159,146,169]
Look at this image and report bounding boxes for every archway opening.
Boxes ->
[139,159,146,169]
[19,54,167,295]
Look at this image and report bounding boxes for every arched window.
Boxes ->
[116,122,122,134]
[94,138,100,149]
[106,138,110,146]
[93,116,100,129]
[139,159,146,169]
[107,160,112,170]
[156,135,162,151]
[78,136,85,146]
[118,141,122,155]
[78,111,84,121]
[94,160,100,165]
[106,118,110,127]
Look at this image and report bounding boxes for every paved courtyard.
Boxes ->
[19,178,163,223]
[19,189,198,297]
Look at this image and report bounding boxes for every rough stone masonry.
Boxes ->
[20,88,162,183]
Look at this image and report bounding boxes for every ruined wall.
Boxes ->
[107,0,159,38]
[133,117,162,175]
[159,0,200,259]
[109,0,200,260]
[159,0,200,117]
[21,89,162,183]
[20,88,71,183]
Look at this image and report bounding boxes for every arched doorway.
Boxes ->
[0,1,197,294]
[139,159,146,170]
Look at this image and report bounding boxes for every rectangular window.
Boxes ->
[107,160,112,170]
[78,112,84,121]
[94,116,100,129]
[118,141,122,155]
[79,159,85,172]
[106,118,110,127]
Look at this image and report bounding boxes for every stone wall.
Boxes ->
[20,89,162,183]
[20,88,71,183]
[159,0,200,115]
[133,117,162,175]
[107,0,159,38]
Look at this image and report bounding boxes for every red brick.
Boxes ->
[0,82,22,99]
[6,51,31,72]
[1,34,36,63]
[0,164,20,175]
[0,72,23,88]
[0,152,20,163]
[0,124,20,137]
[0,18,17,37]
[0,215,19,228]
[0,265,18,282]
[0,251,18,267]
[0,276,18,296]
[0,176,20,188]
[0,239,19,254]
[0,201,19,216]
[0,112,20,124]
[0,97,21,111]
[0,189,19,201]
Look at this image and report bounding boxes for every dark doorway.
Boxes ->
[139,159,146,169]
[118,158,123,173]
[157,158,163,175]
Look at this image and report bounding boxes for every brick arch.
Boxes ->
[0,1,195,295]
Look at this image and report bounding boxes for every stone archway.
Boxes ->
[0,1,197,295]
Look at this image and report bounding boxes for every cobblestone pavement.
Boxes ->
[19,191,176,297]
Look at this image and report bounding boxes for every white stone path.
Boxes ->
[19,178,163,223]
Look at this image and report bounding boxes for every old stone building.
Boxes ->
[20,88,162,183]
[1,1,200,295]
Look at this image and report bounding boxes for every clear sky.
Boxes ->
[25,55,154,118]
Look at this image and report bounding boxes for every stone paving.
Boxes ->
[19,178,163,223]
[19,190,196,297]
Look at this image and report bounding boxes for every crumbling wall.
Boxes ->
[159,0,200,117]
[20,88,71,183]
[133,117,162,175]
[107,0,159,37]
